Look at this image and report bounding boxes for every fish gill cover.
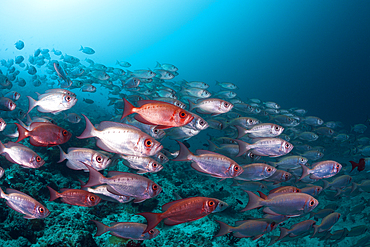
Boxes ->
[0,0,369,247]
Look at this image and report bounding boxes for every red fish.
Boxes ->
[47,186,101,207]
[350,158,365,172]
[15,122,71,147]
[121,99,194,129]
[137,197,228,233]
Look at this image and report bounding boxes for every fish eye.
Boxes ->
[224,102,229,107]
[285,143,290,148]
[249,153,255,158]
[65,96,71,102]
[275,126,280,131]
[267,167,271,172]
[62,130,68,136]
[144,139,153,147]
[233,165,239,171]
[271,222,276,227]
[9,102,13,107]
[336,164,340,168]
[285,174,289,178]
[90,196,96,201]
[96,155,102,163]
[310,200,315,206]
[152,184,158,191]
[36,156,42,162]
[149,229,154,234]
[179,111,187,118]
[208,200,215,207]
[152,163,158,167]
[199,120,204,125]
[153,129,159,134]
[300,158,304,162]
[38,207,45,213]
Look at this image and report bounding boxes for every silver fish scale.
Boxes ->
[104,175,150,197]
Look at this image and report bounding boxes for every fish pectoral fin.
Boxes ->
[106,186,123,196]
[133,114,156,125]
[23,215,37,219]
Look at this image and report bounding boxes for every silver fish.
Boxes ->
[173,141,243,179]
[235,138,293,157]
[58,146,111,172]
[299,161,342,180]
[236,123,284,139]
[77,115,163,156]
[27,92,77,114]
[188,98,233,115]
[85,185,133,203]
[120,155,163,174]
[0,141,45,168]
[234,163,276,181]
[0,188,50,219]
[82,165,162,203]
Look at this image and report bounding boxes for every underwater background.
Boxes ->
[0,0,369,246]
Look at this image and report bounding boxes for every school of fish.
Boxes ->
[0,40,368,246]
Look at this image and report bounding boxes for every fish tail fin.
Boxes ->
[137,212,162,233]
[172,140,192,161]
[277,227,289,241]
[121,98,135,120]
[235,125,247,139]
[309,211,315,218]
[350,182,358,194]
[82,165,105,187]
[299,163,310,181]
[57,146,67,163]
[0,140,5,154]
[207,139,218,152]
[349,160,358,172]
[230,179,240,187]
[0,187,5,199]
[257,191,268,200]
[155,61,161,68]
[214,220,234,237]
[311,225,319,238]
[77,114,97,139]
[215,80,220,86]
[240,190,263,212]
[234,139,251,157]
[26,96,37,115]
[47,186,60,201]
[188,99,196,112]
[90,220,109,237]
[79,46,83,51]
[14,123,29,143]
[322,180,329,190]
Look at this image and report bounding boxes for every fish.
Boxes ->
[0,167,4,178]
[299,161,342,180]
[0,141,45,168]
[47,186,101,207]
[82,165,162,203]
[77,114,162,156]
[269,155,308,170]
[311,212,341,238]
[350,158,366,172]
[15,122,72,147]
[15,40,24,50]
[137,197,228,233]
[116,60,131,67]
[214,219,276,239]
[172,140,243,179]
[0,188,50,219]
[234,138,293,157]
[27,92,77,114]
[64,113,81,123]
[91,220,160,240]
[121,99,194,129]
[241,190,318,217]
[263,170,292,184]
[119,155,163,174]
[215,81,238,90]
[83,98,94,104]
[0,97,16,111]
[79,46,95,54]
[3,91,21,101]
[235,123,284,139]
[84,185,133,203]
[300,185,323,196]
[58,146,111,172]
[234,163,276,181]
[188,98,233,115]
[277,220,316,241]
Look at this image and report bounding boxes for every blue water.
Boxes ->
[0,1,369,246]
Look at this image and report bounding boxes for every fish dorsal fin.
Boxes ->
[106,186,122,196]
[5,141,27,148]
[195,149,220,155]
[97,121,141,132]
[6,188,29,197]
